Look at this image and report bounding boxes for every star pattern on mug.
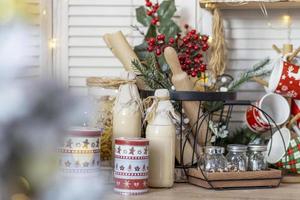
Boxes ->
[129,147,135,155]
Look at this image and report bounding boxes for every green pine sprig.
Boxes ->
[131,54,172,90]
[229,58,270,91]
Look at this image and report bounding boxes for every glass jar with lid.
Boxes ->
[202,146,227,172]
[226,144,248,172]
[248,144,268,171]
[87,77,122,165]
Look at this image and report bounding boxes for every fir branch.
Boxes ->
[131,54,172,90]
[131,25,145,36]
[229,58,270,91]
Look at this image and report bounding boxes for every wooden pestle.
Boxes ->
[164,47,208,146]
[103,31,145,89]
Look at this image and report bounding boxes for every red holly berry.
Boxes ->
[190,29,196,34]
[187,43,193,49]
[191,71,197,77]
[185,59,192,65]
[182,37,189,44]
[181,64,187,70]
[199,64,207,72]
[147,46,154,52]
[153,3,159,10]
[202,35,209,42]
[146,1,152,7]
[151,18,158,25]
[169,37,175,44]
[147,10,153,16]
[194,58,200,64]
[147,37,155,46]
[157,34,165,41]
[202,43,209,51]
[193,45,199,50]
[193,34,199,40]
[155,48,161,56]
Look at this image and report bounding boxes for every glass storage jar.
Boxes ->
[226,144,248,172]
[202,146,227,172]
[87,77,122,165]
[248,144,268,171]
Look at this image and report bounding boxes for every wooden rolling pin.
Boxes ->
[164,47,209,146]
[103,31,145,89]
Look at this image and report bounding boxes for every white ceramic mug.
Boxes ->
[266,127,291,164]
[267,56,300,99]
[245,93,290,133]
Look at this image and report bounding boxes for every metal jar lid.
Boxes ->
[248,144,267,152]
[227,144,248,152]
[205,146,225,154]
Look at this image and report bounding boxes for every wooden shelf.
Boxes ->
[199,1,300,10]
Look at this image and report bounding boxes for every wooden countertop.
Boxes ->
[105,183,300,200]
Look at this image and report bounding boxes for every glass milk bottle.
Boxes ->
[113,71,142,140]
[145,89,176,188]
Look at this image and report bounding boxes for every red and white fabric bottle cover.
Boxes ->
[114,137,149,195]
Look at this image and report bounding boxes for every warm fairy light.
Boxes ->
[48,38,57,49]
[282,15,291,25]
[208,37,213,44]
[42,9,47,16]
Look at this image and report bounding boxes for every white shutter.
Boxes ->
[56,0,188,95]
[17,0,51,79]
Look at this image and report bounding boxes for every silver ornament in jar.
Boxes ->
[202,146,228,173]
[248,144,268,171]
[226,144,248,172]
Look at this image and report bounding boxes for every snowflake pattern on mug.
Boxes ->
[281,85,288,92]
[274,61,300,99]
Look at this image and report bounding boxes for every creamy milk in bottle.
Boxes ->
[113,71,142,139]
[145,89,175,188]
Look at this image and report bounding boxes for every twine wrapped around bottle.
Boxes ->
[113,76,143,114]
[143,96,177,124]
[86,77,136,89]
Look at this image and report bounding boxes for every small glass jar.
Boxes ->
[226,144,248,172]
[203,146,227,173]
[248,144,268,171]
[87,77,121,165]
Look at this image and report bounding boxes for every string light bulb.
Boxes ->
[282,15,291,25]
[48,38,57,49]
[208,37,213,44]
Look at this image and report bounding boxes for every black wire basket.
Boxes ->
[140,90,286,190]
